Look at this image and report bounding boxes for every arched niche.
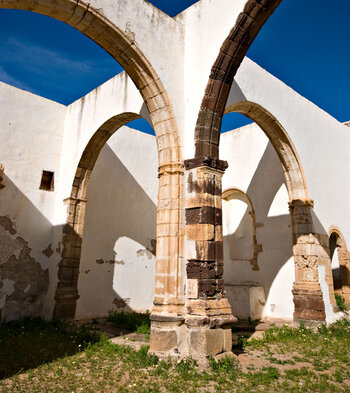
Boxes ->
[222,188,260,271]
[328,226,350,306]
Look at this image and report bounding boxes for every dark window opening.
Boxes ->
[40,170,54,191]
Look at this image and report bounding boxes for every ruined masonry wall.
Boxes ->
[0,81,159,321]
[0,82,66,321]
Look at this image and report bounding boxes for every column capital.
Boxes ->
[184,156,228,172]
[158,161,184,177]
[288,199,314,209]
[63,196,87,204]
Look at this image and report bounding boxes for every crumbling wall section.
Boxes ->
[0,82,66,320]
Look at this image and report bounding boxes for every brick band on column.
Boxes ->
[184,156,236,331]
[185,156,227,299]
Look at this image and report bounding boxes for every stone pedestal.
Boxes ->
[292,281,325,321]
[53,197,85,320]
[53,287,80,320]
[289,199,326,321]
[183,157,236,359]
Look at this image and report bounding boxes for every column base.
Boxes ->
[150,313,187,356]
[150,298,236,360]
[53,288,79,320]
[292,282,326,321]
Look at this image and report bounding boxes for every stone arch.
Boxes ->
[222,187,260,271]
[222,102,325,321]
[225,101,309,202]
[0,1,184,320]
[327,226,350,305]
[54,112,184,319]
[194,0,283,158]
[54,113,145,318]
[0,0,182,166]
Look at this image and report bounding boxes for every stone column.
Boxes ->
[338,248,350,304]
[150,162,187,354]
[53,197,86,319]
[289,199,326,321]
[184,157,236,359]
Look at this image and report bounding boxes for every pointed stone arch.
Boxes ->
[0,1,184,320]
[182,1,285,358]
[223,101,325,321]
[54,113,184,319]
[194,0,283,158]
[328,226,350,305]
[225,101,309,202]
[0,0,182,166]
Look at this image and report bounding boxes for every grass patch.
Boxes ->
[335,293,348,311]
[107,310,150,335]
[0,317,349,392]
[0,317,100,379]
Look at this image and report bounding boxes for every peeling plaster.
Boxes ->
[113,296,130,308]
[0,216,16,235]
[136,249,154,259]
[56,242,61,255]
[96,258,124,265]
[2,278,15,295]
[42,244,54,258]
[0,216,49,320]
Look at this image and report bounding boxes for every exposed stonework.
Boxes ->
[0,216,16,235]
[113,296,130,309]
[1,0,348,362]
[289,200,326,321]
[0,217,49,321]
[42,244,54,258]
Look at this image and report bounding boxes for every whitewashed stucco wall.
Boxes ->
[230,58,350,243]
[0,82,66,320]
[178,0,248,159]
[221,124,294,320]
[1,34,349,323]
[76,126,158,319]
[54,72,148,227]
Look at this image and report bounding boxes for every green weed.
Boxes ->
[107,310,150,334]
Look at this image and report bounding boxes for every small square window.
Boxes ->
[40,170,54,191]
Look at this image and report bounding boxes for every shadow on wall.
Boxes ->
[223,142,292,319]
[76,144,157,319]
[0,144,158,321]
[224,140,336,320]
[0,174,53,321]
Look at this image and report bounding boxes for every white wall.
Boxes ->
[221,124,294,320]
[0,82,66,320]
[76,126,158,318]
[179,0,248,159]
[54,72,148,228]
[230,58,350,243]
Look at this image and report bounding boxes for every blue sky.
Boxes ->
[0,0,349,133]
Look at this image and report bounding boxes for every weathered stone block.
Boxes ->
[189,328,224,356]
[150,329,177,352]
[223,328,232,352]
